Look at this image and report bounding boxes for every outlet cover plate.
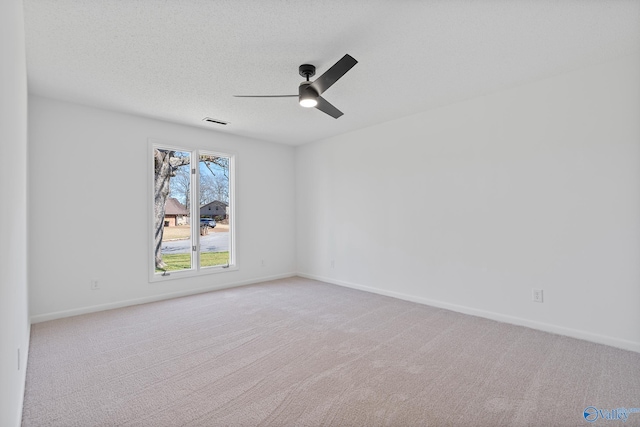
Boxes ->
[533,289,543,303]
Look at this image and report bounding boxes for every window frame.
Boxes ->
[148,139,237,282]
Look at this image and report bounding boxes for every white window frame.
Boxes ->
[148,139,237,282]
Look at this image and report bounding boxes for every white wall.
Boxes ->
[28,96,296,320]
[296,53,640,352]
[0,0,30,425]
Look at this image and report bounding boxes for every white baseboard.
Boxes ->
[297,273,640,354]
[30,272,296,324]
[30,271,640,354]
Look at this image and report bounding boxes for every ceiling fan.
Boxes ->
[234,54,358,119]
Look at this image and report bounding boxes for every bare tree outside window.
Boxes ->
[154,149,190,270]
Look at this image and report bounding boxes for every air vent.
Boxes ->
[202,117,229,125]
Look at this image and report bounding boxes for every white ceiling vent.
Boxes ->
[202,117,229,125]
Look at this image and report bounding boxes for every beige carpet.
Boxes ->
[22,277,640,426]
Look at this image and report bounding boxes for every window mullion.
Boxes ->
[191,150,200,271]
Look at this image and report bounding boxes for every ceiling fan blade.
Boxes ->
[315,96,343,119]
[308,54,357,96]
[233,95,297,98]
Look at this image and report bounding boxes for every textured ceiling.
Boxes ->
[23,0,640,145]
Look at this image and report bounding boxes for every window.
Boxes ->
[150,141,235,281]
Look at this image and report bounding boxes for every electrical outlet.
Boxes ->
[533,289,543,303]
[330,260,335,268]
[91,279,100,290]
[261,259,265,267]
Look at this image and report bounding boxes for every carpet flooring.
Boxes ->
[22,277,640,426]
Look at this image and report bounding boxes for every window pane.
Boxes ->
[154,148,192,273]
[199,153,230,268]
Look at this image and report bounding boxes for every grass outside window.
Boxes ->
[156,252,230,272]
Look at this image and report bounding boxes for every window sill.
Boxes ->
[149,264,238,283]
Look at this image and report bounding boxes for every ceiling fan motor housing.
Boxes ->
[299,81,318,107]
[299,81,317,97]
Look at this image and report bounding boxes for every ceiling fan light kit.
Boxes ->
[298,82,318,108]
[234,54,357,119]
